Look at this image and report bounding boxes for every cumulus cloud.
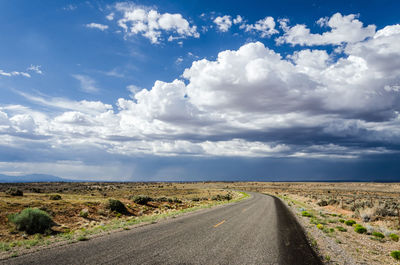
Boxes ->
[86,23,109,31]
[233,15,243,25]
[276,13,376,46]
[9,114,36,133]
[72,74,99,93]
[213,15,232,32]
[2,17,400,165]
[243,16,278,37]
[113,2,199,44]
[54,111,93,126]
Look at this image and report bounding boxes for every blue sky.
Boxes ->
[1,1,400,181]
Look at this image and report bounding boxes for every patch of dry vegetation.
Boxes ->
[0,182,241,258]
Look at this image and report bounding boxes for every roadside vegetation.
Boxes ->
[251,182,400,265]
[8,208,53,235]
[0,182,248,259]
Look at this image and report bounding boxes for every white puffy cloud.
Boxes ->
[86,23,109,31]
[54,111,93,126]
[114,3,199,44]
[3,18,400,161]
[243,16,278,37]
[233,15,243,25]
[277,13,376,46]
[106,13,114,21]
[117,79,198,127]
[213,15,232,32]
[183,42,321,115]
[344,24,400,77]
[9,114,36,133]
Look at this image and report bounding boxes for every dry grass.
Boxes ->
[2,181,399,264]
[0,182,238,244]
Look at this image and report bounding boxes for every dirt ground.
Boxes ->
[1,181,400,264]
[0,182,235,242]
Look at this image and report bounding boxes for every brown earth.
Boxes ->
[1,181,400,264]
[0,182,234,242]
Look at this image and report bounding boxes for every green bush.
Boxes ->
[339,219,345,223]
[5,188,23,196]
[354,224,367,234]
[131,195,153,205]
[107,199,127,213]
[8,208,53,234]
[372,232,384,239]
[345,220,356,226]
[391,251,400,260]
[336,226,347,232]
[49,194,62,200]
[317,224,324,230]
[301,211,313,217]
[390,233,399,242]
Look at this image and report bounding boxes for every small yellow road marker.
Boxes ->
[213,220,226,228]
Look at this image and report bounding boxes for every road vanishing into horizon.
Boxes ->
[2,192,322,265]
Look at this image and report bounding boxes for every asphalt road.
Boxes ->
[3,193,322,265]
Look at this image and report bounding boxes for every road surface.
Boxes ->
[3,192,322,265]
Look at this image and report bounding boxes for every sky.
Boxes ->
[1,0,400,181]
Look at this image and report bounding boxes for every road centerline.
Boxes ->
[213,220,226,228]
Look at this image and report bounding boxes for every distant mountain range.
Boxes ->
[0,174,71,183]
[1,173,398,183]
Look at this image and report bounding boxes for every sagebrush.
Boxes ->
[9,208,53,234]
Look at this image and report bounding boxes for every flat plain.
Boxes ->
[1,182,400,264]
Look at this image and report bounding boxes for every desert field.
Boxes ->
[0,182,243,258]
[1,181,400,264]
